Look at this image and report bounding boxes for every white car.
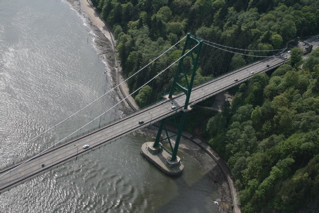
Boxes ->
[171,105,176,109]
[83,144,90,149]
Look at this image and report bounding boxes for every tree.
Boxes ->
[206,113,227,136]
[111,3,123,25]
[122,3,134,23]
[290,47,303,67]
[251,106,262,129]
[270,33,283,49]
[271,64,293,77]
[229,54,246,71]
[134,85,153,107]
[233,156,247,180]
[293,111,319,132]
[271,94,289,110]
[157,6,172,22]
[231,105,254,123]
[126,51,139,75]
[304,48,319,72]
[171,0,192,15]
[245,74,269,106]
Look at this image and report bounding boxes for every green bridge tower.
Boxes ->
[141,33,203,176]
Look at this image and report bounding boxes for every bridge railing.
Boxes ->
[189,59,287,106]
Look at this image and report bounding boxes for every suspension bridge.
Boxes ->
[1,32,306,194]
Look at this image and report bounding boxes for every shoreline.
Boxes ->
[71,0,239,212]
[78,0,139,112]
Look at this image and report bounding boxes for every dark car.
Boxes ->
[138,121,144,125]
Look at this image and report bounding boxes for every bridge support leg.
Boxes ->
[141,33,202,176]
[141,109,191,176]
[147,119,164,154]
[140,140,184,176]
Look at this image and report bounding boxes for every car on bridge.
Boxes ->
[83,144,90,149]
[138,121,144,125]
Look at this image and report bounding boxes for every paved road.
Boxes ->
[189,56,285,106]
[0,55,286,193]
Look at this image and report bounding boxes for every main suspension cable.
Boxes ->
[204,41,275,58]
[11,35,187,155]
[202,38,285,52]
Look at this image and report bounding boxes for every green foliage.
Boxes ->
[274,158,319,210]
[271,64,293,77]
[229,54,246,71]
[206,49,319,211]
[92,0,319,107]
[134,85,153,107]
[184,108,215,134]
[304,48,319,72]
[206,113,227,136]
[290,47,303,67]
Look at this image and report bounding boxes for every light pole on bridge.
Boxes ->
[148,111,152,124]
[74,144,78,160]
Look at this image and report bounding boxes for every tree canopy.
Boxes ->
[206,48,319,212]
[92,0,319,107]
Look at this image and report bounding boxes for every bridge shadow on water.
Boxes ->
[135,133,232,213]
[152,165,229,213]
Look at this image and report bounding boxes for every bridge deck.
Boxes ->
[0,55,286,193]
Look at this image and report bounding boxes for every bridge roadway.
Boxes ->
[0,55,286,193]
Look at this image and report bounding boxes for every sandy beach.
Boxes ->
[79,0,112,42]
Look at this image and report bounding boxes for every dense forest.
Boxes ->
[90,0,319,212]
[92,0,319,107]
[207,48,319,212]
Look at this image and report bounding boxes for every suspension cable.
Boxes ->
[9,35,187,156]
[202,38,285,52]
[0,40,198,178]
[204,41,275,58]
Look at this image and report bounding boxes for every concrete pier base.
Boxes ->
[141,142,184,176]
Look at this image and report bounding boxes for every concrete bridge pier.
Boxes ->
[141,142,184,176]
[140,33,201,176]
